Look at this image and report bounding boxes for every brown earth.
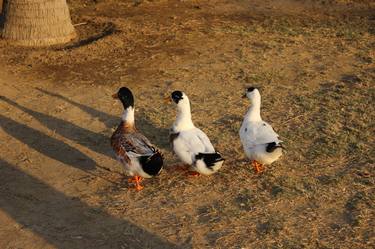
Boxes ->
[0,0,374,248]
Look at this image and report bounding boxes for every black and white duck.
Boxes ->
[239,87,283,173]
[166,90,224,176]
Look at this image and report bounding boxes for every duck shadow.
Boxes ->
[211,114,243,143]
[35,88,118,129]
[1,95,114,159]
[0,114,96,171]
[137,116,170,150]
[214,114,242,127]
[35,88,170,150]
[0,159,182,249]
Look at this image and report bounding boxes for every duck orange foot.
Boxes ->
[188,171,200,177]
[251,160,264,174]
[128,176,144,191]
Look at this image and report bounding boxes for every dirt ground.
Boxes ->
[0,0,374,248]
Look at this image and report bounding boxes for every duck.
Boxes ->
[166,90,225,176]
[239,87,283,173]
[111,87,163,190]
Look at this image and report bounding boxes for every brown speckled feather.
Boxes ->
[111,122,157,165]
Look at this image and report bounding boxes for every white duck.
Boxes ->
[167,90,225,176]
[239,87,283,173]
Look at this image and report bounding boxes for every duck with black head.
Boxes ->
[239,87,283,174]
[166,90,225,176]
[111,87,163,190]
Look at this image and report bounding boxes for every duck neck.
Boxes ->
[173,102,194,131]
[121,106,135,126]
[245,98,262,122]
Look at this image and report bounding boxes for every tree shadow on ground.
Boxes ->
[36,88,170,150]
[0,159,182,249]
[0,114,96,171]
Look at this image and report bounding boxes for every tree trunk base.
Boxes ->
[4,31,77,47]
[1,0,77,47]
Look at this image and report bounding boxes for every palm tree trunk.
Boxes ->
[1,0,76,46]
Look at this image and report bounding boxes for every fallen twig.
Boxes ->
[281,113,308,125]
[73,22,88,27]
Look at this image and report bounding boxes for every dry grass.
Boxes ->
[0,0,374,248]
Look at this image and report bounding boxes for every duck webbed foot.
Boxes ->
[187,171,200,177]
[128,176,144,191]
[251,160,264,174]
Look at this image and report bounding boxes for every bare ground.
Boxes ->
[0,0,374,248]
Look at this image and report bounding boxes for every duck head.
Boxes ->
[165,90,191,108]
[243,86,262,121]
[112,87,134,109]
[243,87,261,103]
[166,90,194,131]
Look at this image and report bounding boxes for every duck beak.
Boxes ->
[164,96,172,103]
[112,93,119,99]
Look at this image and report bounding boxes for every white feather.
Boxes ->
[173,127,216,165]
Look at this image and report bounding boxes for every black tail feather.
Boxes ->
[138,152,163,176]
[266,142,283,153]
[195,152,224,168]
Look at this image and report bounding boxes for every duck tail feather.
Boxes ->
[195,152,225,167]
[266,142,283,153]
[138,152,163,176]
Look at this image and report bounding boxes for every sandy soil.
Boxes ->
[0,0,374,248]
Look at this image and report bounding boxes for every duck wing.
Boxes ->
[194,128,216,153]
[123,132,157,155]
[174,128,215,158]
[241,121,280,147]
[112,132,156,160]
